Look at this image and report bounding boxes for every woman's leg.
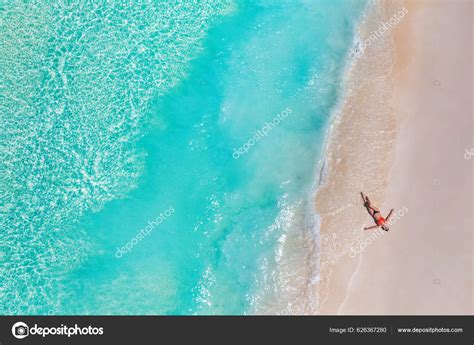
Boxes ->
[363,195,380,216]
[365,205,375,216]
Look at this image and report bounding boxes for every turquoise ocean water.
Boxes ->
[1,0,367,314]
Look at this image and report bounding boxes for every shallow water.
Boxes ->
[1,0,366,314]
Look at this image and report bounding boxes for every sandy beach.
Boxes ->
[316,0,472,314]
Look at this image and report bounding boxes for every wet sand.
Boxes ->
[315,0,402,313]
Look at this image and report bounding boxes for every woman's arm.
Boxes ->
[364,225,379,230]
[385,209,395,222]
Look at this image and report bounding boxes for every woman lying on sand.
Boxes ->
[361,192,394,231]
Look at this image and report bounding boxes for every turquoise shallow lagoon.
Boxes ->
[1,0,366,314]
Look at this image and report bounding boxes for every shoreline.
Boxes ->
[334,0,415,314]
[313,0,405,314]
[315,0,472,314]
[339,0,472,314]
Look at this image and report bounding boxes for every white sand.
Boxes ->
[338,0,473,314]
